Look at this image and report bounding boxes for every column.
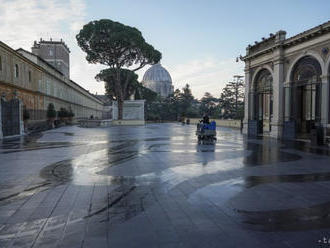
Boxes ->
[242,69,250,134]
[0,100,3,139]
[19,99,24,135]
[321,75,329,124]
[271,59,284,138]
[321,74,329,142]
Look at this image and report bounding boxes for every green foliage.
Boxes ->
[76,19,161,69]
[96,68,139,100]
[77,19,162,119]
[47,103,56,119]
[145,84,199,121]
[219,80,245,119]
[135,84,158,103]
[68,108,75,118]
[199,92,219,118]
[142,80,245,122]
[57,108,69,118]
[23,107,30,120]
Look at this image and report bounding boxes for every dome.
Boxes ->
[142,63,172,83]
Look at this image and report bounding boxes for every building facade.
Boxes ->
[0,40,104,124]
[142,63,174,97]
[32,38,70,78]
[242,21,330,142]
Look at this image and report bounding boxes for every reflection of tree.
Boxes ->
[107,141,139,166]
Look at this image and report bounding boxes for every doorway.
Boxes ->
[289,56,322,139]
[254,69,273,135]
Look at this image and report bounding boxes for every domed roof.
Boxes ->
[143,63,172,83]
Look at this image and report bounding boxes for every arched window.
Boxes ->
[254,69,273,93]
[289,56,322,131]
[291,56,322,85]
[14,64,19,78]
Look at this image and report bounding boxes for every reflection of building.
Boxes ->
[0,39,103,123]
[142,63,174,97]
[242,21,330,142]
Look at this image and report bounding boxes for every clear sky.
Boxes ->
[0,0,329,98]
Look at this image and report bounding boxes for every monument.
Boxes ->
[112,100,145,125]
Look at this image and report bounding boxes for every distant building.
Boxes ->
[32,38,70,78]
[0,39,104,124]
[142,63,174,97]
[242,21,330,143]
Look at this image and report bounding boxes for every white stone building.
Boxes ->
[242,21,330,142]
[142,63,174,97]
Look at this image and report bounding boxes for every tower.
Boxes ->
[32,38,70,78]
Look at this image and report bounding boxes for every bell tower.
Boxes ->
[32,38,70,78]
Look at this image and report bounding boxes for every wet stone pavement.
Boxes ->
[1,124,330,247]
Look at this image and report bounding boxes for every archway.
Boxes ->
[288,56,322,138]
[253,69,273,135]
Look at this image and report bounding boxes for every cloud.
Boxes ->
[157,58,244,99]
[0,1,244,99]
[137,57,244,99]
[0,0,106,95]
[0,0,84,47]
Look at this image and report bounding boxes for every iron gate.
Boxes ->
[1,99,20,137]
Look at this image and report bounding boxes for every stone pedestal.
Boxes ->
[112,100,145,125]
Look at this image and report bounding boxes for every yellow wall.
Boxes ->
[0,41,104,120]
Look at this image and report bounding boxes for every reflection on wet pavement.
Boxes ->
[1,124,330,247]
[243,141,302,165]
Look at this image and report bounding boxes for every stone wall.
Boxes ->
[112,100,145,122]
[0,41,104,120]
[187,118,242,128]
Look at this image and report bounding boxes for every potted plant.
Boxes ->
[23,107,30,132]
[67,108,75,124]
[47,103,56,128]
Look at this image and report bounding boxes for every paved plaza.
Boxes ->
[1,123,330,247]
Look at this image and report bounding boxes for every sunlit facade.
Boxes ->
[0,40,104,121]
[242,21,330,142]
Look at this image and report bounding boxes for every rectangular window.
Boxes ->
[0,56,2,71]
[28,71,32,82]
[14,64,19,78]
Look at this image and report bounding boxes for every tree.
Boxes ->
[134,84,158,103]
[219,78,245,119]
[200,92,218,117]
[177,84,195,117]
[96,68,139,101]
[47,103,56,119]
[76,19,161,119]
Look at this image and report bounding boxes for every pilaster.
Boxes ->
[270,58,285,139]
[0,100,3,139]
[242,69,250,134]
[320,75,329,126]
[19,99,24,135]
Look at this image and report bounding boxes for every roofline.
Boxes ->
[242,20,330,61]
[0,42,102,105]
[16,48,65,76]
[33,39,71,53]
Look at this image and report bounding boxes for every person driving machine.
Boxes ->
[202,114,209,124]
